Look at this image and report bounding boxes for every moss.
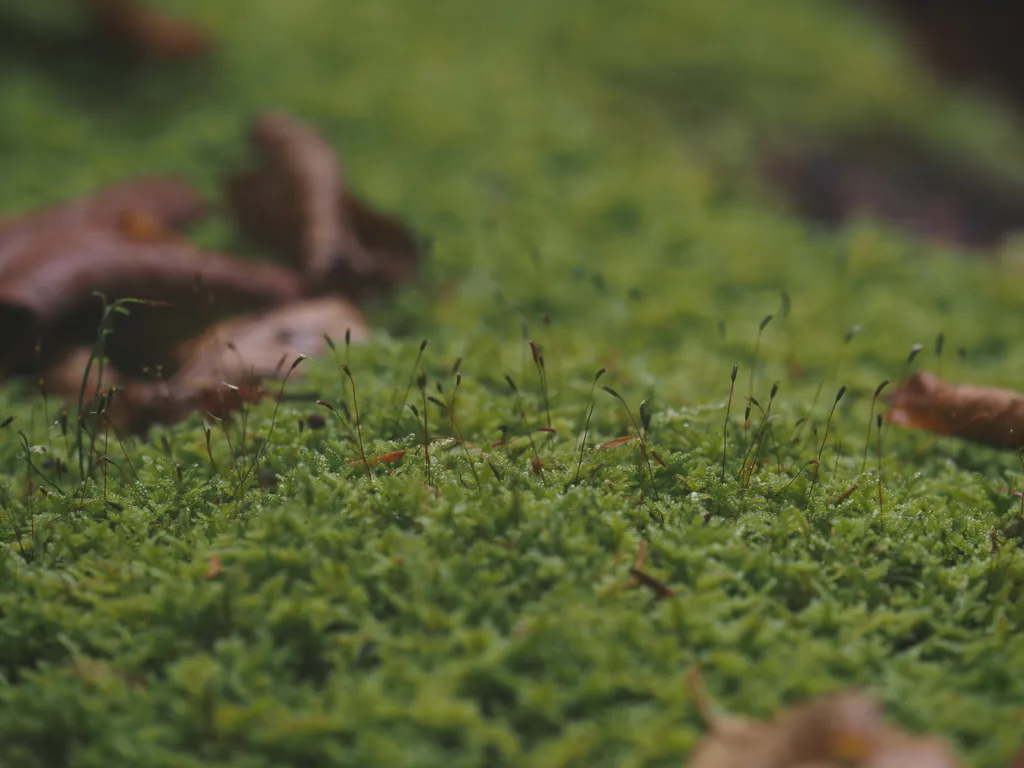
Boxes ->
[2,0,1024,765]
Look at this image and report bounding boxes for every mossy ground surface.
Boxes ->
[2,1,1024,766]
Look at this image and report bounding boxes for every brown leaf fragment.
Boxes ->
[172,296,369,393]
[685,675,960,768]
[226,112,421,298]
[869,730,961,768]
[597,434,636,450]
[40,299,367,434]
[0,227,302,376]
[887,370,1024,450]
[0,178,206,269]
[43,346,124,403]
[246,112,352,283]
[41,347,146,434]
[340,187,421,294]
[81,0,212,59]
[121,298,364,432]
[116,210,178,242]
[351,449,407,467]
[204,555,222,579]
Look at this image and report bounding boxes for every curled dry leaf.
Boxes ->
[351,450,407,467]
[0,227,302,376]
[887,370,1024,450]
[245,112,352,283]
[47,298,368,434]
[597,435,636,450]
[3,113,421,432]
[204,556,222,579]
[0,178,206,268]
[172,296,369,392]
[870,732,961,768]
[226,112,421,298]
[80,0,212,58]
[686,671,959,768]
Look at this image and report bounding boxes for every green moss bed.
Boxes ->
[2,1,1024,765]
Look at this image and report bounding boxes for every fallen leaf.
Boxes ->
[887,370,1024,450]
[204,555,222,579]
[226,112,421,298]
[1,227,302,376]
[530,454,544,474]
[42,346,125,404]
[116,210,179,242]
[351,449,407,467]
[869,731,961,768]
[597,435,636,450]
[2,111,419,432]
[81,0,212,58]
[172,296,369,392]
[48,298,366,433]
[0,177,206,268]
[339,187,421,294]
[686,672,960,768]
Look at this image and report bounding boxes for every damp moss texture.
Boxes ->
[2,1,1024,766]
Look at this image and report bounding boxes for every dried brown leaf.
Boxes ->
[204,555,222,579]
[0,227,302,375]
[340,187,421,293]
[689,690,883,768]
[0,178,206,269]
[246,112,354,282]
[869,730,961,768]
[43,346,124,402]
[226,112,420,298]
[172,296,369,392]
[887,370,1024,450]
[81,0,212,58]
[351,449,407,467]
[59,297,368,433]
[685,676,960,768]
[597,435,636,450]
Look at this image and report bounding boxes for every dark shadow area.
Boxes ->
[867,0,1024,120]
[761,135,1024,252]
[0,11,218,124]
